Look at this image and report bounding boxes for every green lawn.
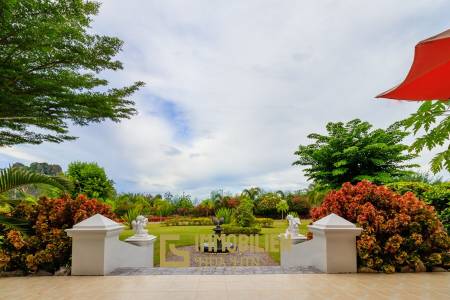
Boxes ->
[119,219,311,266]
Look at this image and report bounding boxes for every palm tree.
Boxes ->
[0,166,73,230]
[241,187,261,201]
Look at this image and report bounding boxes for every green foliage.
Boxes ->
[12,162,62,176]
[67,162,115,200]
[286,211,299,218]
[387,181,450,233]
[0,166,72,195]
[0,0,144,146]
[255,218,274,228]
[163,217,213,226]
[286,194,311,217]
[255,192,281,217]
[276,199,289,219]
[241,187,262,201]
[152,198,175,218]
[113,193,153,217]
[293,119,418,188]
[221,225,261,235]
[215,207,233,224]
[171,194,194,216]
[401,100,450,173]
[233,198,255,227]
[122,207,142,229]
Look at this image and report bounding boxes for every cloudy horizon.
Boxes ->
[1,1,449,199]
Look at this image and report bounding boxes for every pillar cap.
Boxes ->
[70,214,124,231]
[310,213,359,229]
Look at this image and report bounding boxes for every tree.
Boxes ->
[401,100,450,173]
[241,187,261,202]
[276,199,289,220]
[233,197,255,227]
[0,0,144,146]
[293,119,418,188]
[67,162,115,200]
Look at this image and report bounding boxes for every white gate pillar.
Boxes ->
[281,213,362,273]
[66,214,156,275]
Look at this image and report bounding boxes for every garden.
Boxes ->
[0,0,449,277]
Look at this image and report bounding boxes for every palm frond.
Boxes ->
[0,166,73,194]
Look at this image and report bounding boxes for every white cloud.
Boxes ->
[2,0,449,197]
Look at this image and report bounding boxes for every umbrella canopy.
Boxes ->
[377,29,450,101]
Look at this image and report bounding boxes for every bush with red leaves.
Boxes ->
[0,195,116,274]
[311,181,449,273]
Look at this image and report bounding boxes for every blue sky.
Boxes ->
[1,0,449,199]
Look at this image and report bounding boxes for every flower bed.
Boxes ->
[163,217,213,226]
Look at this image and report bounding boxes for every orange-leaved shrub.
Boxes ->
[0,195,116,274]
[311,181,449,273]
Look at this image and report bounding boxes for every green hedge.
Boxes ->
[222,225,261,235]
[163,217,213,226]
[255,218,274,228]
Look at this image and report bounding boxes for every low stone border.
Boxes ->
[109,266,321,275]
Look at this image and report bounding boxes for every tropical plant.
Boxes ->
[67,162,115,200]
[293,119,418,188]
[0,0,144,146]
[387,181,450,233]
[233,198,256,227]
[255,192,281,217]
[241,187,261,202]
[286,211,299,218]
[0,195,115,274]
[122,207,142,229]
[311,181,449,273]
[401,100,450,173]
[215,207,233,224]
[276,199,289,220]
[286,194,311,217]
[0,166,72,195]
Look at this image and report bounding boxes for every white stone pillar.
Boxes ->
[281,213,362,273]
[66,214,156,275]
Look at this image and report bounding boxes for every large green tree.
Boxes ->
[293,119,418,188]
[401,100,450,173]
[67,161,115,200]
[0,0,144,146]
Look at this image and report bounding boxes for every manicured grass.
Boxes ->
[119,219,311,266]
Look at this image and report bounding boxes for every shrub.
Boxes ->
[311,181,449,273]
[163,217,213,226]
[222,225,261,235]
[287,195,311,217]
[387,181,450,233]
[233,198,255,227]
[255,218,274,228]
[0,195,115,274]
[215,207,233,224]
[255,193,281,217]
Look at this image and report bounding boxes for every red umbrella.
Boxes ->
[377,29,450,101]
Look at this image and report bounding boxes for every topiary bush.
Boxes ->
[311,181,449,273]
[0,195,116,274]
[222,225,261,235]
